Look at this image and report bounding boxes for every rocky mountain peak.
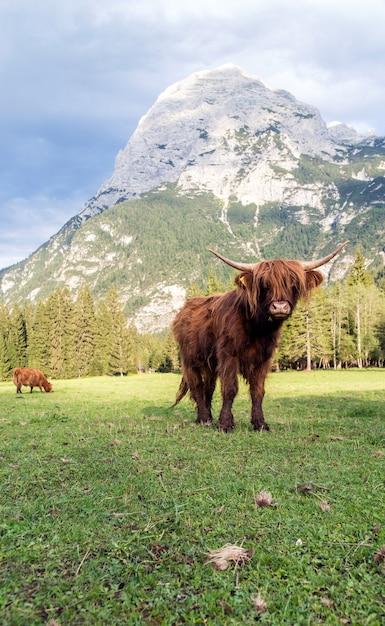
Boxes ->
[79,65,342,222]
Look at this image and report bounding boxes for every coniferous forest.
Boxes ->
[1,249,385,381]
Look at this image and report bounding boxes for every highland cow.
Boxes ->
[173,243,348,432]
[12,368,53,394]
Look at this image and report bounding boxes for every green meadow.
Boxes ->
[0,370,384,625]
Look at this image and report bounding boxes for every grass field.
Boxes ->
[1,370,384,625]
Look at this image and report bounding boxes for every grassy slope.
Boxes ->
[0,371,384,625]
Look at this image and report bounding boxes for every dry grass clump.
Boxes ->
[205,544,253,570]
[252,592,268,614]
[254,490,273,508]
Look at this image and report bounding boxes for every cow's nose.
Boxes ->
[269,301,291,317]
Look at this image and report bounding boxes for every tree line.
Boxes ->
[0,249,384,381]
[0,285,178,381]
[277,249,385,370]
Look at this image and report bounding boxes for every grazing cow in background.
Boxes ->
[172,242,348,432]
[12,368,53,394]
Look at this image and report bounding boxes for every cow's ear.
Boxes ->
[235,271,253,290]
[305,270,324,292]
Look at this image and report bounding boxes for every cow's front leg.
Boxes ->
[218,373,238,433]
[251,402,270,431]
[249,364,270,431]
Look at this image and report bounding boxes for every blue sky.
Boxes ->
[1,0,384,270]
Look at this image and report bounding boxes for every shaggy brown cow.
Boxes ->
[173,242,348,432]
[12,368,53,394]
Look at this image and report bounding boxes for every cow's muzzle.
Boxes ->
[268,301,291,319]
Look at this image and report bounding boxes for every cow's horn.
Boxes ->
[209,241,349,272]
[208,249,256,271]
[301,241,349,271]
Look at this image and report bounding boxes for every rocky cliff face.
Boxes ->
[1,65,384,332]
[80,64,355,220]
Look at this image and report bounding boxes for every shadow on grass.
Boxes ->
[158,389,385,437]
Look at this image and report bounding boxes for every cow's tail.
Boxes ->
[171,377,189,408]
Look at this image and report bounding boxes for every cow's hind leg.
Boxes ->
[185,366,213,425]
[202,367,217,424]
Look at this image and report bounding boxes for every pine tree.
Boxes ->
[73,285,97,377]
[187,282,203,298]
[307,289,333,369]
[357,283,383,366]
[347,247,373,288]
[205,267,224,295]
[46,288,76,378]
[0,333,11,380]
[94,298,116,375]
[328,282,350,368]
[7,303,28,368]
[375,304,385,365]
[27,300,51,370]
[158,330,180,372]
[0,305,12,379]
[137,333,165,371]
[99,287,134,376]
[346,247,376,368]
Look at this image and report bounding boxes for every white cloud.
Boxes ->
[0,193,87,270]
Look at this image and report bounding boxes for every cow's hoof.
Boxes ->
[197,419,213,427]
[253,422,270,432]
[218,425,234,434]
